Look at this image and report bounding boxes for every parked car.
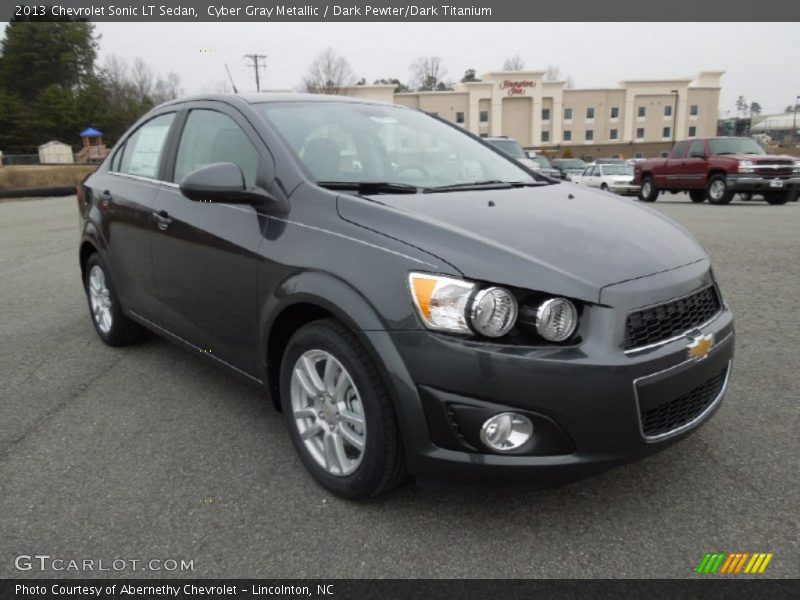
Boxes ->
[572,163,641,195]
[78,94,734,498]
[634,137,800,204]
[594,158,626,165]
[551,158,588,180]
[484,138,559,178]
[527,153,562,179]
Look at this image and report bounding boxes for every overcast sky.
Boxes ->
[94,22,799,115]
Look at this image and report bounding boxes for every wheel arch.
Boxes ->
[261,272,396,412]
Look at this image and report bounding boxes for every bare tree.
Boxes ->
[565,76,575,89]
[302,48,357,95]
[410,56,448,91]
[545,65,561,81]
[502,55,524,71]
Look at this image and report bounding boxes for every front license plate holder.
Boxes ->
[770,179,784,188]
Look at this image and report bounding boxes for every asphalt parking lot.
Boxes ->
[1,193,798,579]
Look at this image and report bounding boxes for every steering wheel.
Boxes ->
[395,163,430,179]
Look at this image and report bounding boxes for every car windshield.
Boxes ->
[486,139,526,159]
[708,138,766,156]
[603,165,633,176]
[257,101,536,190]
[553,159,586,169]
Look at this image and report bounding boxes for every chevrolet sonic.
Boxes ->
[77,94,735,499]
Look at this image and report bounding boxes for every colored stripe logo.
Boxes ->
[696,552,773,574]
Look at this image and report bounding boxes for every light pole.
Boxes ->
[671,89,679,142]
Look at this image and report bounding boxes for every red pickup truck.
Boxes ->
[633,137,800,205]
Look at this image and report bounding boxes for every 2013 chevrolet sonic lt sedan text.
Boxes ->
[77,94,734,499]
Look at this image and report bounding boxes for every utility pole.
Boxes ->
[244,53,267,92]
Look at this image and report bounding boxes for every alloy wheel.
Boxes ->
[709,180,726,201]
[290,349,366,476]
[88,265,113,334]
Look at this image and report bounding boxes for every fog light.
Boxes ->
[479,413,534,452]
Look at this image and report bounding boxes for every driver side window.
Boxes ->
[174,109,259,187]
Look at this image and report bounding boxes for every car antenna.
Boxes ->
[224,63,239,94]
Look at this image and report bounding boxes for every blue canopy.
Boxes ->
[80,128,103,137]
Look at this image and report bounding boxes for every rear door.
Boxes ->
[150,102,273,376]
[93,112,177,322]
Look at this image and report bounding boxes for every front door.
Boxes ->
[151,106,270,376]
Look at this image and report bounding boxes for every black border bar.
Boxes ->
[5,0,800,22]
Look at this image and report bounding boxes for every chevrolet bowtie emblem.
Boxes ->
[687,333,715,360]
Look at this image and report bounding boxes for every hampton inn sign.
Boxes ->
[500,80,536,95]
[347,70,722,153]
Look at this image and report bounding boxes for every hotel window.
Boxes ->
[636,127,645,139]
[638,107,647,118]
[690,104,699,116]
[609,128,618,140]
[541,130,550,142]
[563,130,572,141]
[585,129,594,141]
[564,108,573,120]
[610,107,619,119]
[542,108,551,121]
[455,111,465,124]
[586,107,595,120]
[663,126,671,139]
[664,105,673,117]
[689,126,697,137]
[479,110,489,123]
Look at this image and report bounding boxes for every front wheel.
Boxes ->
[706,175,734,205]
[764,191,792,205]
[689,189,706,203]
[638,177,658,202]
[739,192,753,202]
[280,319,406,499]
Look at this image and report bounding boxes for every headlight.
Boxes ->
[470,286,518,337]
[409,273,519,337]
[409,273,475,333]
[535,298,578,342]
[738,160,755,173]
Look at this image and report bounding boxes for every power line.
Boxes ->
[244,53,267,92]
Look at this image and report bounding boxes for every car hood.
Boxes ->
[336,184,707,303]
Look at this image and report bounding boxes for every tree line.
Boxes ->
[0,17,181,154]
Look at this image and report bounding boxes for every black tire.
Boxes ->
[600,183,608,191]
[84,253,145,346]
[279,319,406,499]
[638,176,658,202]
[764,191,792,205]
[689,189,706,203]
[739,192,752,202]
[705,174,734,205]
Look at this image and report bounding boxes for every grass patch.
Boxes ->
[0,165,98,191]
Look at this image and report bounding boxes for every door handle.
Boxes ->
[152,210,173,230]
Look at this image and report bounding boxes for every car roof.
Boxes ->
[156,92,396,109]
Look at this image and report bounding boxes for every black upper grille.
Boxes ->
[624,286,721,350]
[640,366,728,437]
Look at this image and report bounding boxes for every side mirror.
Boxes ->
[179,162,270,204]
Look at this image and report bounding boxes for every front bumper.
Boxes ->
[367,262,735,489]
[727,173,800,192]
[609,183,641,195]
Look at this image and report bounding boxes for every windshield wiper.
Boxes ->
[316,181,423,194]
[424,180,541,194]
